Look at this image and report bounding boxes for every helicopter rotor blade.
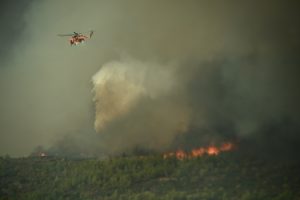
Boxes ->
[57,34,74,37]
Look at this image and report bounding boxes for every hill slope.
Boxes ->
[1,153,300,200]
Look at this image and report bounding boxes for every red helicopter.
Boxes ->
[58,30,94,46]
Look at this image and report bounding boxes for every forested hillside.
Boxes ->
[1,152,300,200]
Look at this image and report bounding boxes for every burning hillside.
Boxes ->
[163,142,235,160]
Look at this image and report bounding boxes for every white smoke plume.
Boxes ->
[92,58,189,153]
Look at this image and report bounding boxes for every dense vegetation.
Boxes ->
[1,152,300,200]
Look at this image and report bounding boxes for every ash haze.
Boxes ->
[0,1,299,158]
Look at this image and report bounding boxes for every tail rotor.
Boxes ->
[89,30,94,38]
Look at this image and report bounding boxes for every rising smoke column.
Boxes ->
[92,58,190,153]
[92,60,147,131]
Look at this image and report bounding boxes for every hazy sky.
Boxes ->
[1,1,299,157]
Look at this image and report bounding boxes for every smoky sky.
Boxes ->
[0,1,299,157]
[0,0,33,61]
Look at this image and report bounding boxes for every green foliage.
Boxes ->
[0,154,299,199]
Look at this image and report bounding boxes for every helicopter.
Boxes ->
[58,30,94,46]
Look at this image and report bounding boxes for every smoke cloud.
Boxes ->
[92,58,189,153]
[0,1,299,157]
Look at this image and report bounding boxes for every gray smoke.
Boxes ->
[0,1,299,157]
[92,58,189,153]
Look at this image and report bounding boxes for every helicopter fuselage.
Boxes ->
[69,35,88,46]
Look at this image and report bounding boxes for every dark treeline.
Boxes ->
[1,152,300,200]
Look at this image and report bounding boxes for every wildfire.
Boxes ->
[163,142,235,160]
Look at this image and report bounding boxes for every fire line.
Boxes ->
[163,142,235,160]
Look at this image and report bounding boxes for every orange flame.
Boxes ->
[163,142,235,160]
